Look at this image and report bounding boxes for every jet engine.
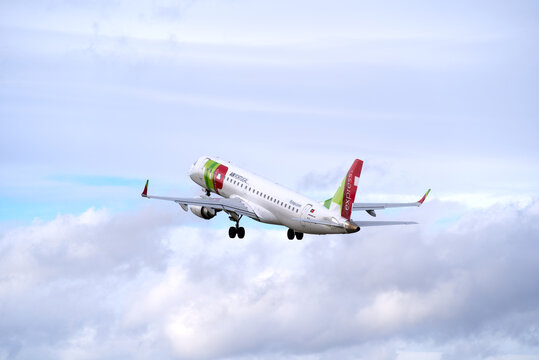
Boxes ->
[190,205,216,220]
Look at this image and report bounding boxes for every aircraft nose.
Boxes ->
[189,163,197,180]
[189,160,203,184]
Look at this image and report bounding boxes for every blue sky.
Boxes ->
[1,1,539,359]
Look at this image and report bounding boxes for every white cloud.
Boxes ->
[2,200,538,359]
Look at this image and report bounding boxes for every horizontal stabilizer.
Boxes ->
[352,220,417,227]
[292,218,417,228]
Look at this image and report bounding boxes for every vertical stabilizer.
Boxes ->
[323,159,363,220]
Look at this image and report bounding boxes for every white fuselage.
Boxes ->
[189,156,350,234]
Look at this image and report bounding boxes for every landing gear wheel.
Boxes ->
[237,227,245,239]
[228,226,237,238]
[295,232,304,240]
[287,229,295,240]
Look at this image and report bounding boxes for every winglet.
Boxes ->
[141,180,149,198]
[418,188,431,204]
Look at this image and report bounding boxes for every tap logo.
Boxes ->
[203,159,229,194]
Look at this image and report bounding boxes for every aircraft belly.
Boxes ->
[304,224,346,235]
[278,217,345,235]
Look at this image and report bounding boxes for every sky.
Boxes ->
[1,0,539,359]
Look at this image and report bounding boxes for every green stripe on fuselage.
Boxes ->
[203,160,220,191]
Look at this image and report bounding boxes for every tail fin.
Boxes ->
[323,159,363,220]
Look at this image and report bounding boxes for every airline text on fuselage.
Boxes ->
[229,172,248,183]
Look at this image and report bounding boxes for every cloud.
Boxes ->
[0,206,178,358]
[1,200,538,359]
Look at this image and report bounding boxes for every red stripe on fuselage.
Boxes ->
[213,164,228,194]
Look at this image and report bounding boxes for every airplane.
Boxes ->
[141,156,430,239]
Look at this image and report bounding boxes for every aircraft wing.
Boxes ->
[353,189,431,212]
[141,180,258,219]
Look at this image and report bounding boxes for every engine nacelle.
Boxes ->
[190,205,216,220]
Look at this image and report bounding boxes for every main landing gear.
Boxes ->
[228,215,245,239]
[287,229,303,240]
[229,226,245,239]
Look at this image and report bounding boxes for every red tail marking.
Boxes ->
[341,159,363,220]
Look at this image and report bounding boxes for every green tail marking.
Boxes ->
[323,198,332,209]
[323,176,346,212]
